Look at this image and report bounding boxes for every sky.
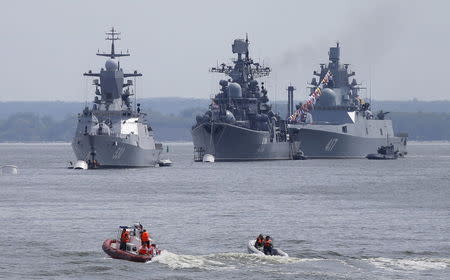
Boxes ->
[1,0,448,102]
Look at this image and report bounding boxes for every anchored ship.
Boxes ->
[191,37,292,161]
[287,43,408,158]
[72,28,162,168]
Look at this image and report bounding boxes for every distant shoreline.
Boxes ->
[0,141,448,146]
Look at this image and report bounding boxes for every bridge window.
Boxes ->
[342,126,347,133]
[380,128,383,135]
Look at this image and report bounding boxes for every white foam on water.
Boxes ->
[151,251,322,270]
[368,257,450,272]
[210,252,321,265]
[150,250,231,270]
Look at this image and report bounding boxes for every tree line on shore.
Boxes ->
[0,110,449,142]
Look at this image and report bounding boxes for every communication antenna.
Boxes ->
[134,76,137,112]
[369,64,372,106]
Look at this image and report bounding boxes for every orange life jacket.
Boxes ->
[121,231,130,242]
[141,231,150,242]
[256,238,264,246]
[138,247,148,255]
[264,239,272,248]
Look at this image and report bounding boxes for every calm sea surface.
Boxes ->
[0,142,449,279]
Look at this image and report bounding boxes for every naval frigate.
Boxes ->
[72,28,162,168]
[191,37,291,161]
[287,43,408,158]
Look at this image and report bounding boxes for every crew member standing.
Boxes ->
[141,229,150,247]
[120,228,130,251]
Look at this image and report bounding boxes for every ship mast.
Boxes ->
[97,27,130,59]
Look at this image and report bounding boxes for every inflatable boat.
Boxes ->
[247,240,289,257]
[102,224,161,263]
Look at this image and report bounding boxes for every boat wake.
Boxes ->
[367,257,450,271]
[151,250,318,270]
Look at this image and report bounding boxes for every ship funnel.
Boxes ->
[329,42,340,63]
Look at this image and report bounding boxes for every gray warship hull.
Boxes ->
[72,135,162,168]
[192,122,291,161]
[288,120,407,159]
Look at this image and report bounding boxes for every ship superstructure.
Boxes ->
[72,28,162,168]
[288,43,407,158]
[191,37,292,161]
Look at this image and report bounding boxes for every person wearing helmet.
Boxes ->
[255,234,264,249]
[263,236,273,255]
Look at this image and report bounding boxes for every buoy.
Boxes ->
[202,154,215,163]
[0,165,18,175]
[73,160,88,170]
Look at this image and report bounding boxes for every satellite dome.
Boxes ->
[317,88,337,107]
[228,82,242,98]
[105,59,118,71]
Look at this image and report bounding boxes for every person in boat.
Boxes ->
[255,234,264,249]
[150,244,160,255]
[140,229,150,247]
[263,236,273,255]
[120,228,130,251]
[138,244,149,255]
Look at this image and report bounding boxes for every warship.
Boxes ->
[71,28,162,168]
[191,37,291,161]
[287,43,408,158]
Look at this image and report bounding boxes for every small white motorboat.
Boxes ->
[158,159,172,167]
[0,165,18,175]
[73,160,88,170]
[247,240,288,257]
[202,154,215,162]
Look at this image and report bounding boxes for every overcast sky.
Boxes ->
[1,0,448,102]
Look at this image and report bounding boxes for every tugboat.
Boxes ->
[287,43,408,158]
[72,28,162,168]
[191,36,291,161]
[102,224,161,263]
[366,144,399,160]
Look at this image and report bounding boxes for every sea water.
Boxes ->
[0,142,449,279]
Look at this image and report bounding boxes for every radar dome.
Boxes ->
[105,59,118,71]
[228,82,242,98]
[316,88,337,107]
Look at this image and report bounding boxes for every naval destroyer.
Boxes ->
[287,43,408,158]
[72,28,162,168]
[191,37,291,161]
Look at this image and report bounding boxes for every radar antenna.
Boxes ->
[97,27,130,59]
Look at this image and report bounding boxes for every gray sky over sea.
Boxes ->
[1,0,448,102]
